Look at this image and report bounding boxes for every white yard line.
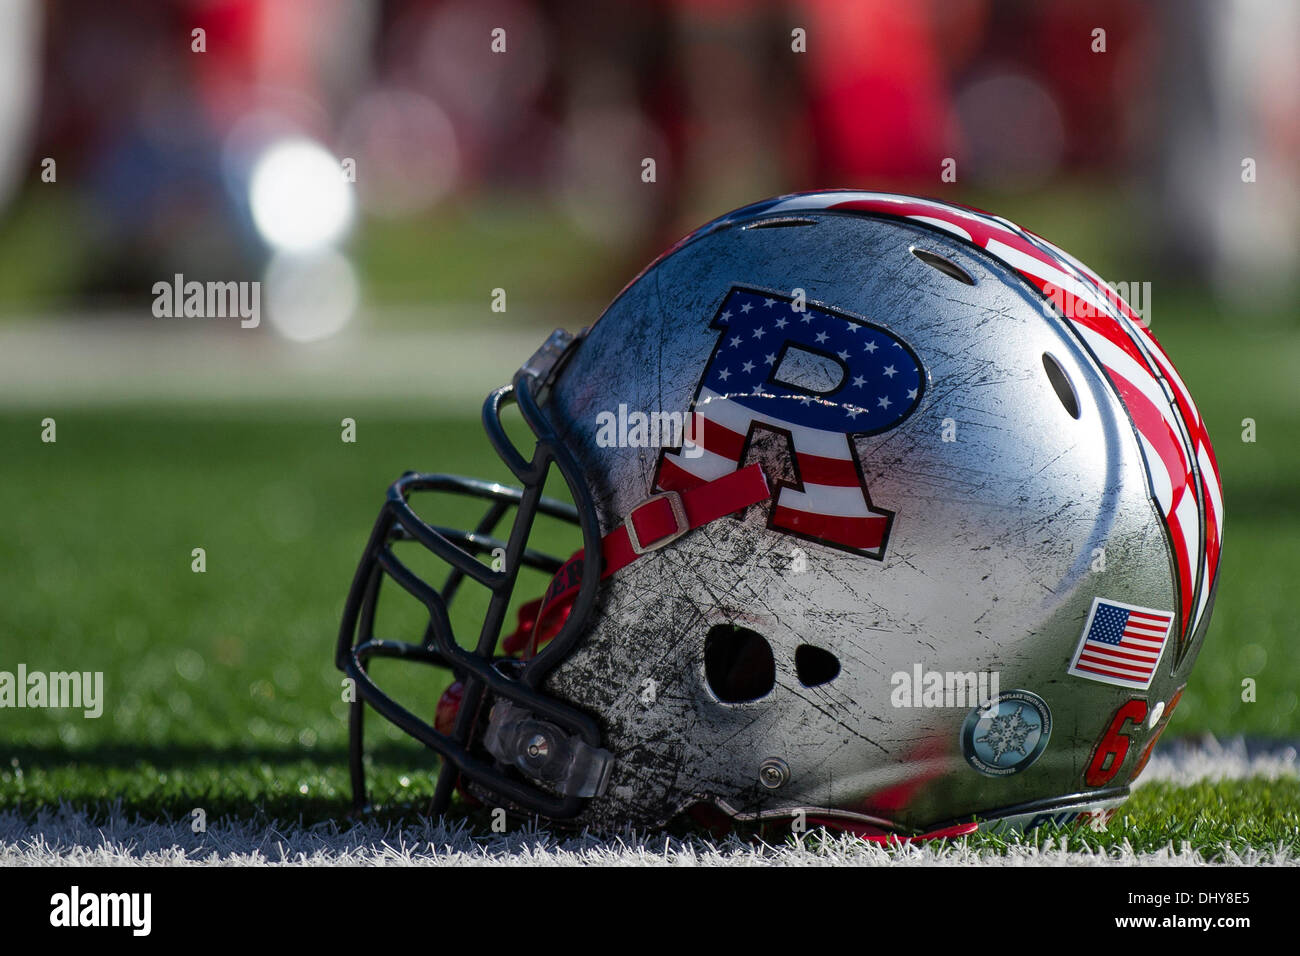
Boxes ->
[0,812,1292,867]
[1138,737,1299,786]
[0,311,560,411]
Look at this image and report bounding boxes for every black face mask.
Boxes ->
[335,330,613,819]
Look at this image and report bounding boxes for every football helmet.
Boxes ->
[337,191,1223,838]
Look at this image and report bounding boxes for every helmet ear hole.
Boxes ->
[704,625,776,703]
[795,644,841,687]
[1042,352,1081,419]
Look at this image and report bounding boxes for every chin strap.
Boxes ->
[604,462,773,573]
[502,463,772,657]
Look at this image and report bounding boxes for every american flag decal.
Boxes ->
[1068,598,1173,690]
[705,192,1223,658]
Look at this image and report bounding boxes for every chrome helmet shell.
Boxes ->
[337,191,1223,837]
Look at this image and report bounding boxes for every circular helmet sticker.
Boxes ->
[961,689,1053,776]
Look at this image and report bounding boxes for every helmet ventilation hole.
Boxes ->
[910,247,975,285]
[1042,352,1081,419]
[742,216,818,230]
[795,644,841,687]
[704,625,776,703]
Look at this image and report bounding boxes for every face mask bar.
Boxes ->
[335,331,609,820]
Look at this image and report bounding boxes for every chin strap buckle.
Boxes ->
[483,699,613,799]
[624,490,690,554]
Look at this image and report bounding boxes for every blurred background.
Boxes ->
[0,0,1296,351]
[0,0,1297,814]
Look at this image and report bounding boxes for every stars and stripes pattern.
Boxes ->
[717,191,1222,654]
[1067,598,1174,689]
[656,287,923,556]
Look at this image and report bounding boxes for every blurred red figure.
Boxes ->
[800,0,966,185]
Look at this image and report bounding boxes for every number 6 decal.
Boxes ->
[1085,699,1148,788]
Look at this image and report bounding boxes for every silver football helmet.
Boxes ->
[337,191,1223,838]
